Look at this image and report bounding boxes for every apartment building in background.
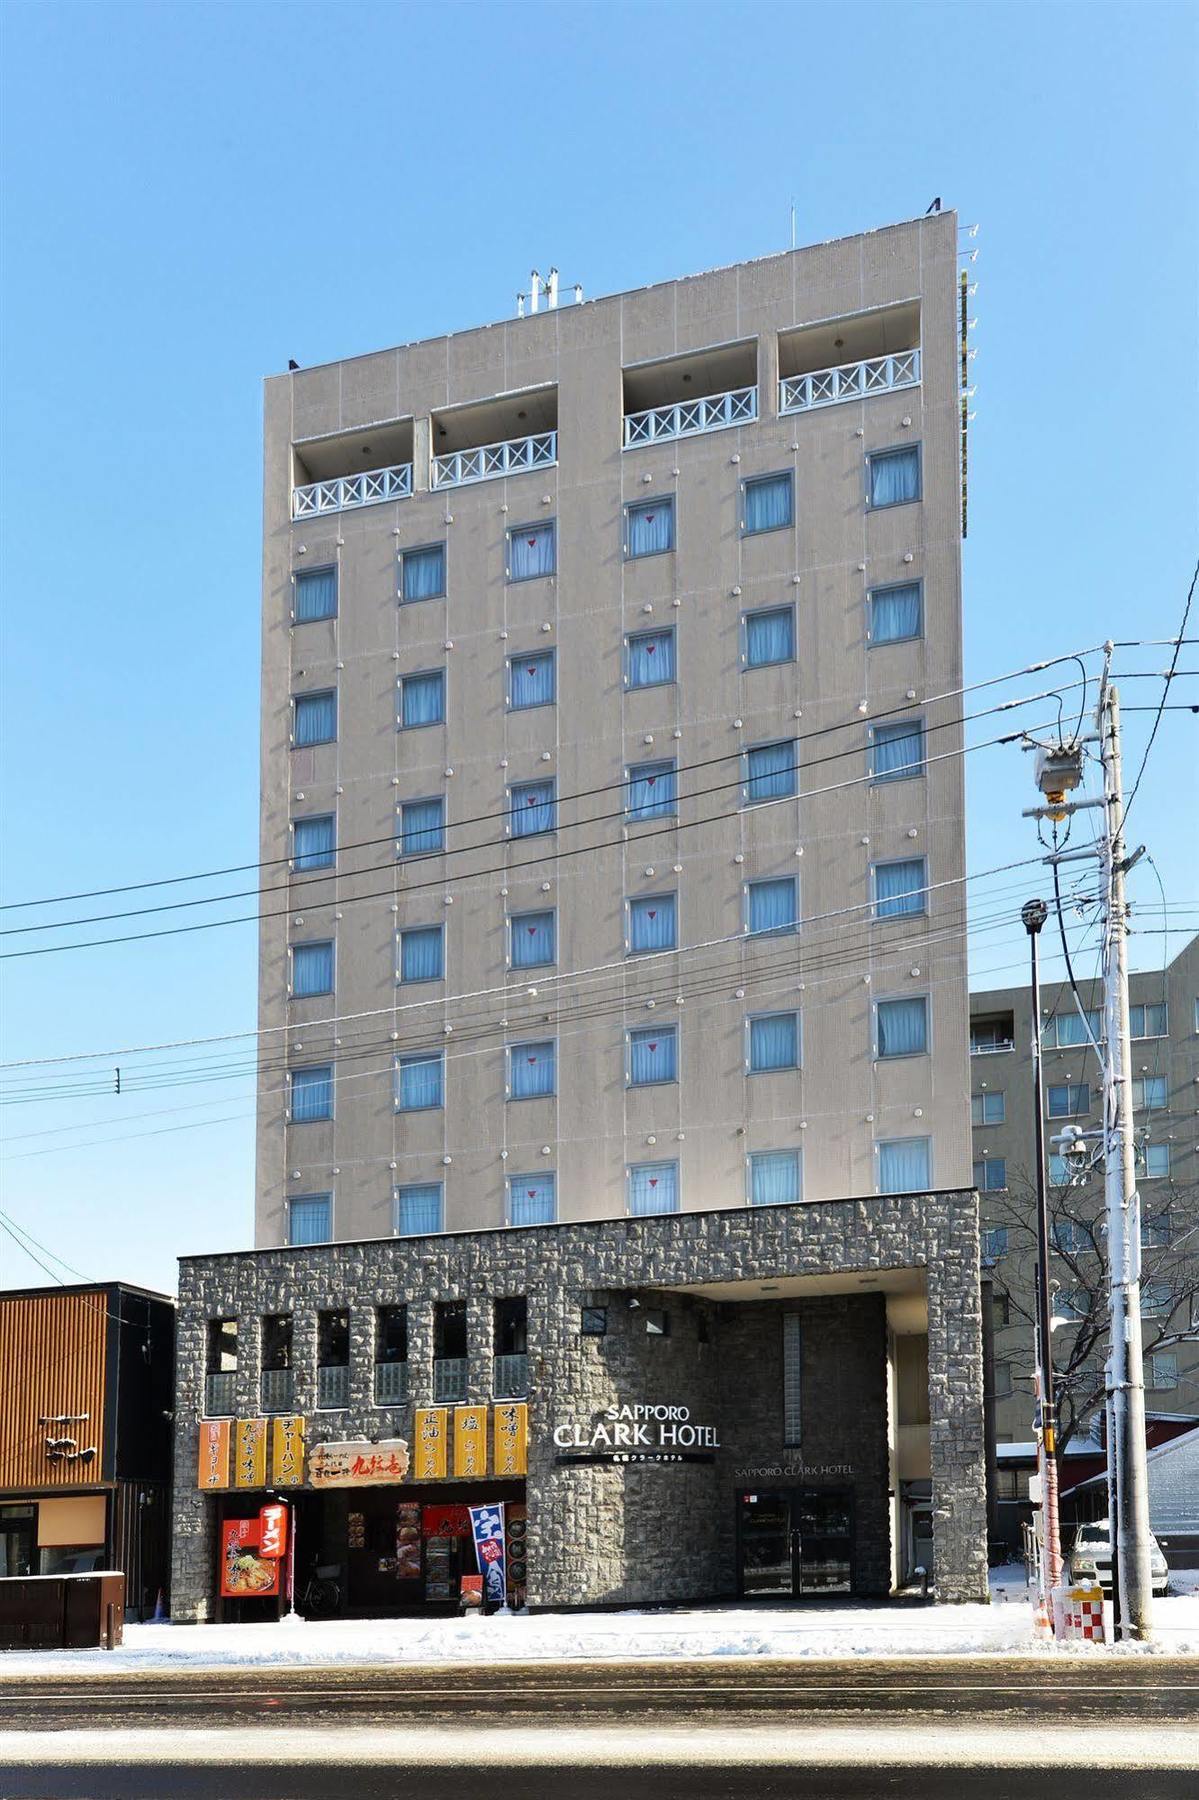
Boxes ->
[256,212,970,1248]
[971,932,1199,1443]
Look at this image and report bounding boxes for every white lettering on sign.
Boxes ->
[552,1403,719,1454]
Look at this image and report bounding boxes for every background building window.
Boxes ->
[508,1040,555,1100]
[750,1149,801,1206]
[509,651,555,710]
[510,1174,556,1226]
[294,566,337,623]
[510,779,556,837]
[293,815,335,872]
[629,1161,679,1215]
[1048,1082,1090,1117]
[291,941,333,998]
[1141,1211,1171,1246]
[1132,1075,1167,1110]
[508,522,556,581]
[399,797,444,857]
[396,1183,442,1236]
[974,1160,1008,1194]
[748,1012,799,1072]
[744,740,797,804]
[871,718,924,781]
[626,497,674,557]
[628,894,676,953]
[290,1064,333,1123]
[510,910,555,968]
[1052,1220,1088,1252]
[981,1225,1008,1257]
[1048,1153,1073,1188]
[747,876,798,936]
[627,760,676,821]
[1147,1351,1178,1390]
[293,690,336,747]
[581,1306,607,1336]
[400,669,445,727]
[873,858,926,919]
[288,1195,331,1245]
[629,1025,677,1085]
[868,444,921,507]
[627,627,675,688]
[743,471,793,533]
[868,580,922,643]
[743,605,794,668]
[971,1091,1005,1126]
[1129,1002,1168,1038]
[399,925,443,983]
[400,543,445,602]
[1143,1143,1170,1179]
[1047,1008,1102,1048]
[876,995,929,1058]
[397,1051,444,1112]
[877,1137,931,1193]
[644,1308,670,1337]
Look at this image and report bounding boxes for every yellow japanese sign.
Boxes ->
[234,1416,267,1488]
[197,1419,231,1490]
[413,1407,448,1480]
[271,1415,306,1487]
[454,1405,487,1478]
[494,1402,528,1476]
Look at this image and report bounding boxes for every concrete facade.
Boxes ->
[257,214,969,1248]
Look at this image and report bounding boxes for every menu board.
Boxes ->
[396,1502,422,1580]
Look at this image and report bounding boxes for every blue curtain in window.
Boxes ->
[629,895,676,953]
[749,1013,798,1071]
[509,524,555,580]
[293,816,335,872]
[870,447,920,507]
[630,1163,678,1215]
[401,671,444,727]
[400,799,444,857]
[288,1196,331,1245]
[630,1027,676,1085]
[745,607,794,667]
[751,1151,800,1206]
[745,741,797,803]
[398,1053,443,1111]
[744,473,793,532]
[292,942,333,997]
[294,691,337,747]
[401,545,445,602]
[627,500,673,557]
[510,1041,555,1099]
[628,629,675,688]
[510,653,555,709]
[879,1139,930,1193]
[400,927,443,982]
[874,858,925,919]
[511,781,555,837]
[870,582,921,643]
[877,997,928,1057]
[1052,1009,1101,1047]
[295,567,337,622]
[748,878,797,935]
[872,721,923,780]
[291,1065,332,1122]
[510,1175,556,1226]
[511,910,555,967]
[396,1184,442,1235]
[627,762,676,821]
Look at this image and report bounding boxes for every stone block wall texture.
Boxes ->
[170,1191,988,1618]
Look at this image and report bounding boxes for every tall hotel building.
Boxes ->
[257,212,970,1246]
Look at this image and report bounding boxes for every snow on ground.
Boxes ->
[3,1570,1196,1675]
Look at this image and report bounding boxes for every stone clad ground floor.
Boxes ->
[170,1190,989,1620]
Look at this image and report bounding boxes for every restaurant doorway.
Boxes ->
[737,1488,854,1598]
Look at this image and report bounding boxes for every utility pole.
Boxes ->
[1022,898,1062,1598]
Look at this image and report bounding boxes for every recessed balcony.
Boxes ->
[623,340,758,450]
[291,419,414,520]
[778,302,921,417]
[431,386,557,490]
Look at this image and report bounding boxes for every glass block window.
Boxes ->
[293,815,335,872]
[876,996,929,1058]
[290,1064,333,1123]
[400,670,445,728]
[868,580,922,643]
[510,910,555,968]
[744,605,794,668]
[744,740,797,804]
[873,858,926,919]
[629,1025,677,1086]
[293,690,337,747]
[748,1012,799,1073]
[508,522,556,581]
[750,1150,801,1207]
[400,543,446,603]
[627,760,676,821]
[291,941,333,998]
[508,1040,555,1100]
[509,651,556,710]
[510,779,556,837]
[629,1161,679,1215]
[628,893,676,954]
[509,1173,556,1227]
[743,471,793,533]
[868,444,921,507]
[971,1091,1005,1126]
[395,1183,443,1236]
[399,925,444,983]
[877,1137,931,1193]
[626,497,674,557]
[627,628,675,688]
[397,1051,444,1112]
[294,566,337,622]
[871,718,924,781]
[782,1312,802,1445]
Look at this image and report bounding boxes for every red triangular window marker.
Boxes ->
[646,643,655,654]
[645,513,655,522]
[527,1056,537,1065]
[648,1043,657,1053]
[647,909,657,919]
[649,1178,658,1188]
[527,795,537,805]
[527,537,537,548]
[527,1189,536,1199]
[527,926,537,936]
[646,776,656,786]
[527,666,537,677]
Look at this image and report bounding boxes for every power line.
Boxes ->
[1122,562,1199,828]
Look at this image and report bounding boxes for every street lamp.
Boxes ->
[1022,898,1063,1597]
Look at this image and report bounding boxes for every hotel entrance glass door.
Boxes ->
[738,1489,853,1599]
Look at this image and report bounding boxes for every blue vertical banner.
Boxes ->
[468,1502,507,1607]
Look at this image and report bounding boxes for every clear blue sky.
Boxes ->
[1,1,1195,1295]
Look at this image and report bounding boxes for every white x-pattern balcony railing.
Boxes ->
[623,385,757,449]
[432,430,557,491]
[779,349,920,416]
[292,462,413,520]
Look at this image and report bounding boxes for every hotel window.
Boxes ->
[628,1025,677,1086]
[396,1051,444,1112]
[289,1064,333,1123]
[1047,1082,1090,1118]
[628,893,676,954]
[291,941,333,998]
[743,605,794,669]
[508,521,556,581]
[877,1137,931,1194]
[293,565,337,623]
[974,1160,1007,1195]
[510,909,555,969]
[749,1149,801,1207]
[509,1173,556,1227]
[867,444,921,508]
[626,627,675,689]
[980,1225,1008,1257]
[292,814,335,872]
[509,778,556,838]
[742,471,793,534]
[870,718,924,782]
[1142,1282,1173,1318]
[1046,1008,1102,1048]
[1147,1351,1179,1390]
[1129,1002,1168,1038]
[399,797,444,858]
[626,496,674,558]
[644,1309,670,1337]
[1142,1211,1171,1246]
[287,1195,331,1246]
[1052,1220,1088,1253]
[993,1361,1014,1399]
[971,1091,1005,1126]
[508,1039,555,1101]
[581,1306,607,1336]
[868,580,922,644]
[629,1161,679,1216]
[395,1182,443,1236]
[399,924,444,984]
[743,740,797,804]
[1048,1154,1073,1188]
[747,1011,799,1073]
[293,690,336,748]
[400,669,445,728]
[627,759,676,821]
[876,995,929,1058]
[872,857,926,920]
[399,542,445,603]
[747,876,798,937]
[1132,1075,1167,1111]
[509,650,556,710]
[1143,1143,1170,1179]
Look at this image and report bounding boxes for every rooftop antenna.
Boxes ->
[547,267,559,310]
[529,270,543,314]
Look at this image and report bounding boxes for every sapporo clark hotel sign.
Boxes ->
[553,1403,719,1465]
